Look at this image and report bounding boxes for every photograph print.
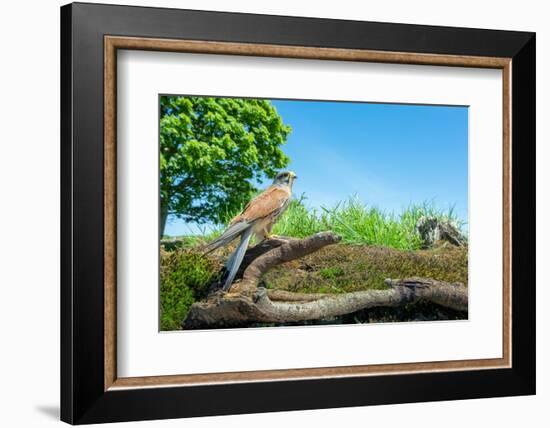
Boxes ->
[159,95,469,331]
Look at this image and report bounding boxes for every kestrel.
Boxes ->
[204,170,297,290]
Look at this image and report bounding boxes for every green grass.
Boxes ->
[271,195,464,251]
[268,198,323,238]
[165,196,464,251]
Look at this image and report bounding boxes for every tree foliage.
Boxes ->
[160,96,292,235]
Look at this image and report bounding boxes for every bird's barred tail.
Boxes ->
[223,227,253,291]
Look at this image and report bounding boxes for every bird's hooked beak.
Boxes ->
[289,172,297,186]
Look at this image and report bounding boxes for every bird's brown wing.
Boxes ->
[231,186,291,224]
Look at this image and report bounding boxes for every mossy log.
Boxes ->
[183,232,468,329]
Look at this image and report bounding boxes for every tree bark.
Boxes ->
[183,232,468,329]
[160,203,168,239]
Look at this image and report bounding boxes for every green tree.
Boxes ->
[160,96,292,236]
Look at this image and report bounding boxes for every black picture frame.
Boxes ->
[61,2,535,424]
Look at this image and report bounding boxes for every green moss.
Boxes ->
[160,248,221,330]
[319,266,345,279]
[262,244,467,294]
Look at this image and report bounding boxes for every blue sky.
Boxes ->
[165,99,468,236]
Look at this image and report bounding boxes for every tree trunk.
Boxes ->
[159,203,168,238]
[183,232,468,329]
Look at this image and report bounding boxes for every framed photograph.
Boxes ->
[60,2,535,424]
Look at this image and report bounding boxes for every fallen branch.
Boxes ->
[229,232,341,295]
[183,232,468,329]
